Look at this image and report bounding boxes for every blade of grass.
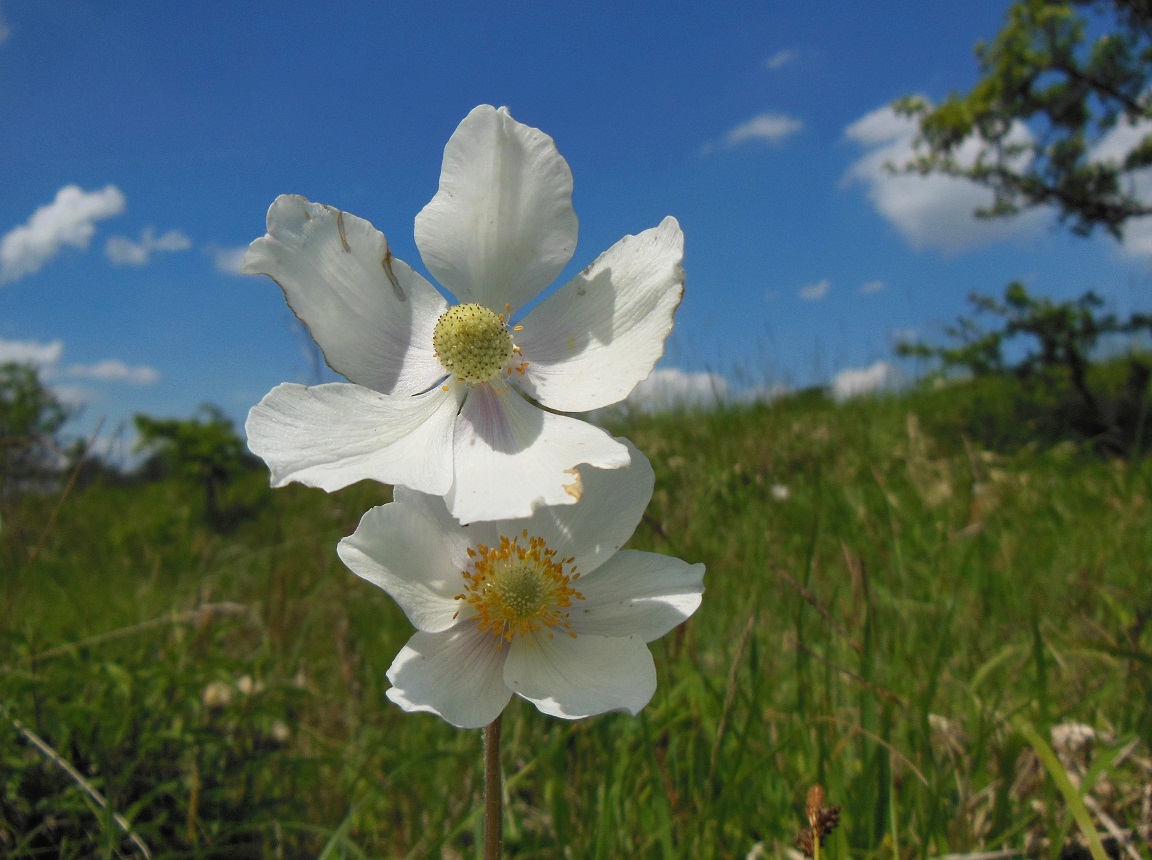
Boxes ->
[4,602,248,670]
[1,701,152,859]
[317,804,369,860]
[1015,721,1109,860]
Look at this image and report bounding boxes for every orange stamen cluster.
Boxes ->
[455,529,583,648]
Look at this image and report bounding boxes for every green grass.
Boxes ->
[2,380,1151,858]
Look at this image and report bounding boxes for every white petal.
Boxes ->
[246,381,461,494]
[446,381,629,523]
[571,550,705,643]
[386,626,512,729]
[337,494,476,633]
[517,217,685,413]
[503,633,656,719]
[525,440,654,576]
[414,105,578,312]
[244,195,448,395]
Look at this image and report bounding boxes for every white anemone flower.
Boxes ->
[244,104,685,523]
[337,442,704,729]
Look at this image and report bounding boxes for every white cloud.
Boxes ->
[1089,117,1152,259]
[860,279,886,295]
[208,245,248,275]
[626,368,730,412]
[0,7,10,44]
[1118,217,1152,258]
[105,227,191,266]
[0,337,63,367]
[612,368,781,413]
[842,104,1046,253]
[0,337,157,391]
[52,384,94,406]
[831,360,901,401]
[764,49,797,70]
[1090,115,1152,164]
[799,278,830,301]
[65,359,159,385]
[0,185,126,285]
[725,112,803,147]
[890,327,919,344]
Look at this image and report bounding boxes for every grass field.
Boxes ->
[2,379,1151,858]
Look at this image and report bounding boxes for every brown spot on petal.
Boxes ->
[563,469,583,500]
[336,211,351,252]
[382,247,406,302]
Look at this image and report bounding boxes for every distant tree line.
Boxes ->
[0,362,259,528]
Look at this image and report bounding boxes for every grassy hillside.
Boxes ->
[2,381,1151,858]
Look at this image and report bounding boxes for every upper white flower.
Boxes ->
[337,443,704,729]
[243,105,685,523]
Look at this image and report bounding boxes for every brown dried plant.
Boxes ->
[796,784,841,859]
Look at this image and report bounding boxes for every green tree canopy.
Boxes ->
[0,362,71,501]
[897,0,1152,238]
[134,404,253,523]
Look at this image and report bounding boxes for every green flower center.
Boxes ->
[455,531,584,648]
[432,303,515,384]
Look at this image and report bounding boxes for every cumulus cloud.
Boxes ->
[626,368,730,412]
[842,104,1046,253]
[0,185,126,285]
[52,384,94,406]
[703,112,804,155]
[65,359,159,385]
[831,360,901,401]
[105,227,192,266]
[860,279,886,295]
[208,245,248,275]
[0,337,64,367]
[890,327,919,345]
[799,278,830,301]
[613,368,780,412]
[725,113,803,147]
[0,336,157,389]
[764,49,797,70]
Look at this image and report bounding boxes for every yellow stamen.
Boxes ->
[454,530,583,648]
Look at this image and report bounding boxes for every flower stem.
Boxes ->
[483,714,503,860]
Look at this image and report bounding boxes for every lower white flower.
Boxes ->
[337,442,704,729]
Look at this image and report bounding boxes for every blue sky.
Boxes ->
[2,1,1150,458]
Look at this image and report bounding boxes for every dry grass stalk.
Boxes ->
[796,784,840,859]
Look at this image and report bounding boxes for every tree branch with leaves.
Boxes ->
[896,0,1152,238]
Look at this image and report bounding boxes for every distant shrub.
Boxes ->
[0,362,72,504]
[899,282,1152,455]
[134,404,260,529]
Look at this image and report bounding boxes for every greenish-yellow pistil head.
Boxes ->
[455,531,584,647]
[492,564,547,618]
[432,303,515,384]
